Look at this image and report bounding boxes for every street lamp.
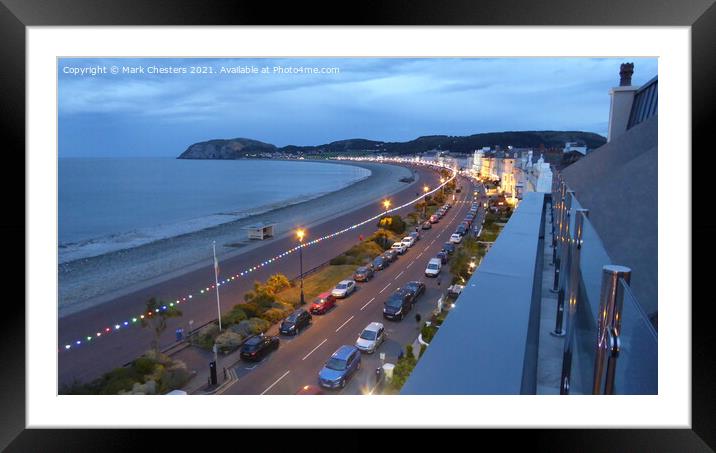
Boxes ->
[423,185,430,218]
[382,199,391,218]
[296,228,306,305]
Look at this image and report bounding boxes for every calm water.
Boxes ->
[58,158,370,262]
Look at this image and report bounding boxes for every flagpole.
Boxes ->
[213,241,222,331]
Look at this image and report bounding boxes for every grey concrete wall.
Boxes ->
[561,115,658,317]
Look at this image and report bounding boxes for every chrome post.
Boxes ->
[551,181,566,290]
[558,208,588,394]
[551,189,573,337]
[592,265,631,394]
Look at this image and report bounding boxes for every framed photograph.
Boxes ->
[3,0,709,449]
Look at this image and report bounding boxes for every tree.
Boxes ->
[141,297,183,356]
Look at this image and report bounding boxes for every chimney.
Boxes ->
[607,63,639,142]
[619,62,634,86]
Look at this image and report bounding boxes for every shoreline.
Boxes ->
[58,158,372,264]
[58,160,416,317]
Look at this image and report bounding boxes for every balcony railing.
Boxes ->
[551,174,657,394]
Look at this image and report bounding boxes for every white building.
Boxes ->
[563,142,588,155]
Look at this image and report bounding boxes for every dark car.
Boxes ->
[421,221,432,230]
[240,334,279,361]
[409,231,420,242]
[442,242,456,254]
[456,226,467,236]
[310,292,337,315]
[403,281,426,302]
[436,250,449,264]
[372,256,388,270]
[279,308,312,335]
[383,288,413,321]
[353,266,374,282]
[383,249,398,263]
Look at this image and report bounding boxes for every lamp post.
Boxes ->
[382,199,391,221]
[296,229,306,305]
[423,185,430,218]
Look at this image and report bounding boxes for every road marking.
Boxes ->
[379,283,391,293]
[361,297,376,311]
[245,364,258,370]
[423,245,430,252]
[394,271,404,280]
[417,252,423,259]
[261,370,290,395]
[430,239,436,245]
[335,315,354,333]
[303,338,327,361]
[407,260,415,269]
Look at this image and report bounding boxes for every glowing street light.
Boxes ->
[423,185,430,218]
[296,228,306,305]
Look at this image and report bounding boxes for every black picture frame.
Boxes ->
[1,0,710,449]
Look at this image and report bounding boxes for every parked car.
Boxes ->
[310,292,337,315]
[425,257,442,277]
[442,242,455,254]
[318,345,361,389]
[383,249,399,262]
[240,334,280,361]
[456,226,467,236]
[383,288,413,321]
[401,236,416,248]
[355,322,386,353]
[295,385,324,395]
[429,214,440,224]
[447,284,465,298]
[391,242,408,254]
[409,231,420,242]
[403,280,426,301]
[450,233,463,244]
[332,279,356,298]
[353,266,374,282]
[372,256,388,270]
[436,250,449,264]
[279,308,312,335]
[421,221,433,230]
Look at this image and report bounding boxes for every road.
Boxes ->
[220,175,481,395]
[58,164,455,387]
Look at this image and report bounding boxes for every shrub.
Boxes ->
[390,351,418,391]
[239,303,262,319]
[262,307,291,324]
[419,344,427,358]
[158,361,191,392]
[232,317,271,337]
[222,306,248,326]
[214,330,245,353]
[421,323,438,343]
[265,274,290,293]
[378,215,406,235]
[191,322,219,350]
[133,356,156,376]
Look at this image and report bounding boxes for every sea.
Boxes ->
[58,158,371,264]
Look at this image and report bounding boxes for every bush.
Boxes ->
[262,307,292,324]
[191,322,219,350]
[239,303,262,319]
[232,317,271,337]
[421,323,438,343]
[390,351,418,391]
[158,361,191,392]
[215,330,245,353]
[265,274,290,293]
[133,356,156,376]
[222,306,248,326]
[419,344,427,358]
[378,215,406,235]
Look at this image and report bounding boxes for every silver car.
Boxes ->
[331,279,356,298]
[355,322,386,353]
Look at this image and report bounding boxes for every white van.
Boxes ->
[425,257,442,277]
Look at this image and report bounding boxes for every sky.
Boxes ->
[58,57,657,157]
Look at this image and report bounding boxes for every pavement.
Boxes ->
[58,164,451,387]
[212,176,481,395]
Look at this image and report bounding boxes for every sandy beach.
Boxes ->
[58,161,415,317]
